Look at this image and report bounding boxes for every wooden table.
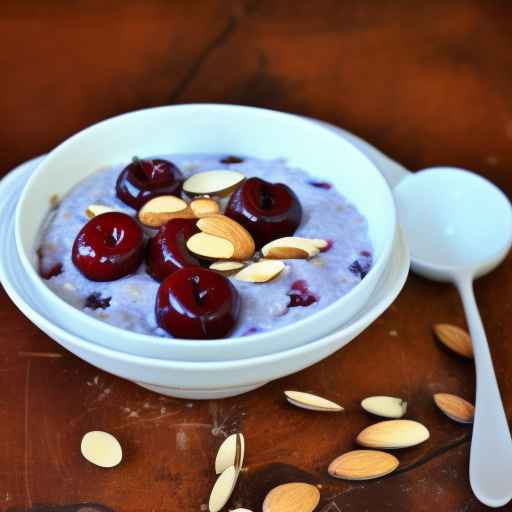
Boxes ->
[2,2,512,510]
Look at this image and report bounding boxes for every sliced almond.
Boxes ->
[183,170,245,197]
[310,239,328,250]
[190,197,221,217]
[234,260,285,283]
[433,324,473,359]
[209,465,238,512]
[215,433,245,475]
[210,261,245,275]
[80,431,122,468]
[263,482,320,512]
[85,204,117,219]
[187,233,234,260]
[230,509,253,512]
[434,393,474,424]
[138,195,194,227]
[328,450,399,480]
[284,390,343,412]
[357,420,429,449]
[197,215,255,260]
[261,237,320,259]
[361,396,407,419]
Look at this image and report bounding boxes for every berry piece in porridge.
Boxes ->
[156,267,240,339]
[225,177,302,248]
[72,212,145,281]
[287,279,319,308]
[146,219,200,282]
[220,155,244,164]
[116,157,184,209]
[85,292,111,310]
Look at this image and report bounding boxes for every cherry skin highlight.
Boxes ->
[116,157,184,210]
[146,219,200,282]
[72,212,144,281]
[225,177,302,248]
[156,267,240,339]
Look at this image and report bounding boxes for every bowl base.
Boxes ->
[134,380,268,399]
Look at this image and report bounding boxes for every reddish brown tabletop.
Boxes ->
[2,2,512,511]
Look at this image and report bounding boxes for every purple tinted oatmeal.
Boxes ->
[37,155,373,338]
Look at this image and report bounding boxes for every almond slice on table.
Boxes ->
[284,390,343,412]
[197,215,255,260]
[80,431,122,468]
[434,393,475,424]
[210,261,246,275]
[183,170,245,197]
[433,323,473,359]
[261,237,320,259]
[187,232,235,260]
[263,482,320,512]
[234,260,285,283]
[190,197,221,217]
[361,396,408,419]
[85,204,117,219]
[328,449,399,480]
[138,195,195,227]
[215,433,245,475]
[209,465,238,512]
[356,420,430,449]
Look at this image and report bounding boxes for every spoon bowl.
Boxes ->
[395,166,512,508]
[394,167,512,281]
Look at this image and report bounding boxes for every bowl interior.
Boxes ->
[15,104,396,356]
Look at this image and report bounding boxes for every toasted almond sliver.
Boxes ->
[184,170,245,197]
[361,396,407,419]
[80,431,122,468]
[138,195,194,227]
[434,393,474,424]
[433,324,473,359]
[86,204,117,219]
[234,260,285,283]
[197,215,255,260]
[209,465,238,512]
[190,197,221,217]
[261,237,320,260]
[215,433,245,475]
[285,390,343,412]
[328,449,399,480]
[262,482,320,512]
[187,233,234,260]
[356,420,430,449]
[210,261,245,275]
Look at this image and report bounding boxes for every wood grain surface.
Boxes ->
[1,1,512,511]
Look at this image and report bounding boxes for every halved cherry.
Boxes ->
[72,212,144,281]
[116,157,184,209]
[156,267,240,339]
[146,219,200,282]
[225,177,302,248]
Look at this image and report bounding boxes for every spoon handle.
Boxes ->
[456,277,512,508]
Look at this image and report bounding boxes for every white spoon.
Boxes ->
[394,167,512,508]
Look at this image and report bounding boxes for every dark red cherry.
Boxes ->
[116,157,184,209]
[156,267,240,339]
[225,177,302,248]
[146,219,200,282]
[72,212,144,281]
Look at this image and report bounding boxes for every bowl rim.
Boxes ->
[14,103,397,350]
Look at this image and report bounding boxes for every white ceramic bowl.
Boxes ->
[14,105,396,361]
[0,157,408,397]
